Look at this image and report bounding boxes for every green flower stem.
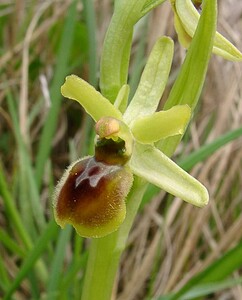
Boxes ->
[81,0,216,299]
[100,0,148,102]
[81,177,147,300]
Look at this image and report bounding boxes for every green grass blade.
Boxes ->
[179,126,242,171]
[0,254,10,292]
[179,277,242,300]
[162,240,242,300]
[46,226,72,300]
[35,0,78,188]
[3,220,58,300]
[60,251,88,298]
[0,163,32,250]
[0,228,25,257]
[82,0,98,87]
[0,160,47,284]
[7,92,46,232]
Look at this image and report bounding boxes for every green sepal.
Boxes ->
[129,143,209,207]
[124,36,174,124]
[61,75,122,121]
[131,105,191,143]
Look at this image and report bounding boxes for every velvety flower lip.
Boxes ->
[53,36,211,237]
[53,156,133,238]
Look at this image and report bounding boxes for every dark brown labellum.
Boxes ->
[53,156,133,238]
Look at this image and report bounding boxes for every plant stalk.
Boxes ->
[81,177,147,300]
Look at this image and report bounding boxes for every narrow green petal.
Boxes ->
[123,36,174,124]
[114,84,130,114]
[131,105,191,143]
[130,143,209,207]
[175,0,242,61]
[61,75,122,121]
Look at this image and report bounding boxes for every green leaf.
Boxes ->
[159,0,217,156]
[130,143,208,207]
[166,0,217,110]
[131,105,191,143]
[124,37,174,124]
[61,75,122,121]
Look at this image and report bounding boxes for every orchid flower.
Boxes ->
[171,0,242,61]
[53,37,208,238]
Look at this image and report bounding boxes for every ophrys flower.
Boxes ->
[53,37,209,238]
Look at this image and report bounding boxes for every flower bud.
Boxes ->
[53,157,133,238]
